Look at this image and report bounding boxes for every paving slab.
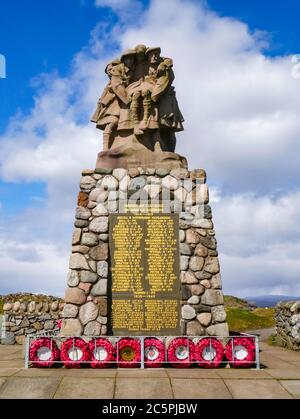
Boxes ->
[0,347,23,358]
[15,368,66,378]
[166,369,219,378]
[63,368,117,378]
[291,362,300,368]
[0,360,24,368]
[0,346,24,362]
[115,378,173,399]
[265,369,300,380]
[0,377,60,399]
[0,378,7,390]
[260,342,282,351]
[171,378,232,399]
[260,353,295,369]
[15,367,117,378]
[274,353,300,362]
[216,369,272,379]
[0,353,23,361]
[0,346,22,355]
[117,368,168,378]
[280,380,300,399]
[225,379,293,399]
[54,377,114,399]
[246,328,274,342]
[0,368,20,377]
[0,342,299,399]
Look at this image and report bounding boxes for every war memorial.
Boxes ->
[60,44,229,341]
[3,45,265,369]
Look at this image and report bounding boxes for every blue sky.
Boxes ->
[208,0,300,55]
[1,0,300,132]
[0,0,299,210]
[0,0,300,297]
[0,0,108,132]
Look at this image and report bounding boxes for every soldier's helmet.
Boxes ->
[120,49,137,61]
[105,59,121,76]
[146,47,161,56]
[135,44,147,54]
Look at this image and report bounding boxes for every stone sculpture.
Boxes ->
[91,45,186,170]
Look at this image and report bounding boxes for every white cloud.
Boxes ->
[221,250,300,298]
[214,192,300,256]
[95,0,140,8]
[120,0,300,193]
[95,0,144,22]
[2,0,300,192]
[212,191,300,296]
[0,0,300,297]
[0,238,68,296]
[0,67,102,184]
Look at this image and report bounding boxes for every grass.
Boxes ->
[267,334,277,346]
[224,295,250,309]
[226,307,275,332]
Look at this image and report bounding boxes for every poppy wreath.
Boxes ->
[60,338,90,368]
[196,338,224,369]
[144,337,165,368]
[29,338,60,368]
[88,338,115,368]
[225,337,256,368]
[167,337,197,368]
[117,337,141,368]
[56,320,62,330]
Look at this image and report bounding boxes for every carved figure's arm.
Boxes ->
[110,75,129,105]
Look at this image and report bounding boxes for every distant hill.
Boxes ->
[224,295,275,332]
[224,295,256,309]
[245,295,300,308]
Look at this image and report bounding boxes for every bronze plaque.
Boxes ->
[109,214,181,336]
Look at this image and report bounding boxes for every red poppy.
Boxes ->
[29,338,60,368]
[144,337,165,368]
[117,338,141,368]
[196,338,224,369]
[60,338,90,368]
[89,338,115,368]
[225,337,256,368]
[167,337,197,368]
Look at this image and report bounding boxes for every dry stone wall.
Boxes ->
[1,300,63,345]
[275,301,300,351]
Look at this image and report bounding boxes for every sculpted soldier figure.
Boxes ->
[128,47,165,135]
[128,44,151,135]
[132,44,148,82]
[90,59,120,150]
[91,45,184,156]
[91,50,135,149]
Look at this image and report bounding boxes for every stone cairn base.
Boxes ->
[61,167,229,337]
[275,301,300,351]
